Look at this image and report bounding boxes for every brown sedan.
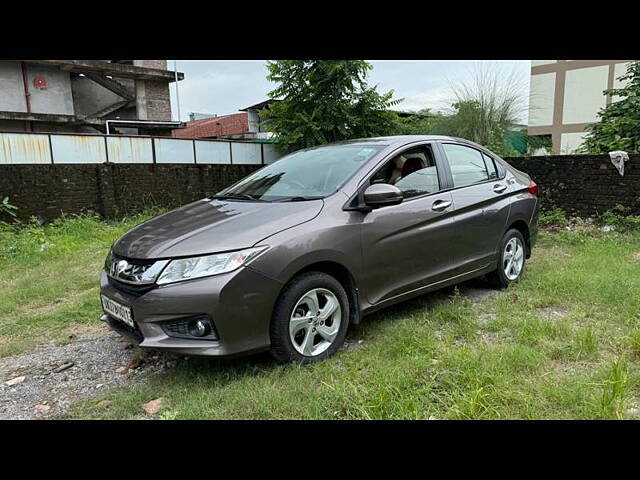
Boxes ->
[100,135,539,363]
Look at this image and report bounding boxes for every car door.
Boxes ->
[436,142,511,274]
[359,143,457,305]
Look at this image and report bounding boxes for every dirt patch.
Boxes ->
[0,330,184,420]
[477,313,497,326]
[536,307,569,321]
[457,280,501,304]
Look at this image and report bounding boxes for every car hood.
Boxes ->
[112,198,324,259]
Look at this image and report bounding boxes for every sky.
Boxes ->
[168,60,531,123]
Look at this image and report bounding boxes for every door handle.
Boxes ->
[432,200,452,212]
[493,184,507,193]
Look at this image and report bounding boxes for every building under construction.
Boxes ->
[0,60,184,136]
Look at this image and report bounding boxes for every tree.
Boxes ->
[393,108,444,135]
[261,61,401,152]
[582,61,640,153]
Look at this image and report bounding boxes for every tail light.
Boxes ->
[528,180,538,196]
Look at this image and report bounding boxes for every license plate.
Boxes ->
[101,295,134,328]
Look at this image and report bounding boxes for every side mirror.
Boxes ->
[363,184,403,208]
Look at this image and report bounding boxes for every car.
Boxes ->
[100,135,539,363]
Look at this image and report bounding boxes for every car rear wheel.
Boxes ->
[270,272,349,364]
[487,229,526,289]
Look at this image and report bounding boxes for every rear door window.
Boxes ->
[482,153,498,180]
[442,143,491,188]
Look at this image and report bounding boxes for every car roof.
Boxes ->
[333,135,491,152]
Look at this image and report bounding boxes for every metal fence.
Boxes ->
[0,132,283,165]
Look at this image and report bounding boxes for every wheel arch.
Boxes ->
[506,219,531,258]
[281,260,361,326]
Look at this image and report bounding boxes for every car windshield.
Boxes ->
[218,144,382,201]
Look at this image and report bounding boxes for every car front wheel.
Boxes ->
[487,229,526,288]
[270,271,349,364]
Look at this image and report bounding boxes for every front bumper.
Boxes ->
[99,266,283,357]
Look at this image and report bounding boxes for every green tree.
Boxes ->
[582,61,640,153]
[261,61,401,152]
[393,108,444,135]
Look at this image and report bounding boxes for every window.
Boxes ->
[482,153,498,179]
[224,144,382,200]
[442,143,491,188]
[370,145,440,199]
[495,160,506,178]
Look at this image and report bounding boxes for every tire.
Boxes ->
[270,271,350,364]
[487,229,527,289]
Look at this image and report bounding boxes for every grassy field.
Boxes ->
[2,212,640,419]
[0,212,157,358]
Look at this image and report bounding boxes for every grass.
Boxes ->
[3,213,640,419]
[0,211,160,358]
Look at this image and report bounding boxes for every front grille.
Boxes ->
[108,276,156,297]
[161,316,218,341]
[105,251,168,286]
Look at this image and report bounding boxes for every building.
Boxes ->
[173,100,276,140]
[528,60,631,154]
[0,60,184,136]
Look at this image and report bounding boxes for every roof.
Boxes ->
[333,135,460,146]
[172,112,249,139]
[325,135,497,154]
[239,99,279,112]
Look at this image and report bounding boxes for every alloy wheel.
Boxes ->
[289,288,342,357]
[503,237,524,281]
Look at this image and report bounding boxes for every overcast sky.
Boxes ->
[168,60,531,123]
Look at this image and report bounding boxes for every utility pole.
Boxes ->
[174,60,181,122]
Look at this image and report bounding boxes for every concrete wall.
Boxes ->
[25,64,74,115]
[0,61,73,116]
[0,61,28,112]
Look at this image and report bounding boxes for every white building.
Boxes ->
[528,60,631,154]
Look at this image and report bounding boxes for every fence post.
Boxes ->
[95,163,116,218]
[48,134,54,165]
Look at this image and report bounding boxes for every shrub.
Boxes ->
[539,208,568,227]
[599,205,640,232]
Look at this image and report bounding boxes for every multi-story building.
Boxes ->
[0,60,184,136]
[528,60,631,154]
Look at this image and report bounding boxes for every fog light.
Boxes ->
[188,318,211,337]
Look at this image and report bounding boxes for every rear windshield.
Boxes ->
[221,144,382,201]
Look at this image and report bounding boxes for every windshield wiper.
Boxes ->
[274,196,322,202]
[210,193,266,202]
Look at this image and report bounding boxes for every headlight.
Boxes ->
[156,246,268,285]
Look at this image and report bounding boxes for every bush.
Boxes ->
[539,208,568,227]
[599,205,640,232]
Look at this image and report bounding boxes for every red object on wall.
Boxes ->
[33,77,47,89]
